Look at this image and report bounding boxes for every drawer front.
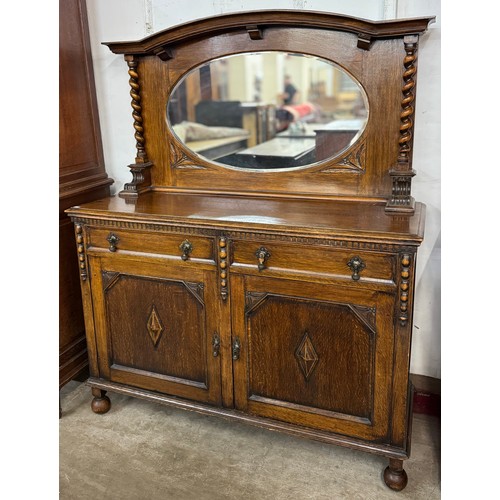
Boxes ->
[87,227,215,262]
[231,240,395,283]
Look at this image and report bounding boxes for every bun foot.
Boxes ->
[91,388,111,414]
[383,458,408,491]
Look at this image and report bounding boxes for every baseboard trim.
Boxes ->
[410,374,440,417]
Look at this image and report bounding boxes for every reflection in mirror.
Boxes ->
[167,52,367,170]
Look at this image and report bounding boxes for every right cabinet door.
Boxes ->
[232,275,396,442]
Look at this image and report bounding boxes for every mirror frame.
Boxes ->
[103,10,435,206]
[166,50,369,173]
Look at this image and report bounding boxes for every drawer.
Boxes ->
[231,240,395,283]
[87,227,215,262]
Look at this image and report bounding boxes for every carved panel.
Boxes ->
[246,293,374,418]
[146,305,164,347]
[104,274,207,383]
[295,332,319,381]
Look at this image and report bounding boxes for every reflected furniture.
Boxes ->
[59,0,113,393]
[231,137,316,169]
[314,119,365,161]
[195,101,274,147]
[67,10,434,490]
[186,135,249,161]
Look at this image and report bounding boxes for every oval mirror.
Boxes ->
[167,52,368,171]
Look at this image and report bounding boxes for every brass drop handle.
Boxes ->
[179,240,193,261]
[232,337,241,360]
[255,247,271,271]
[347,256,366,281]
[106,233,119,252]
[212,333,221,358]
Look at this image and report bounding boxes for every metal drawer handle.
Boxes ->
[179,240,193,261]
[255,246,271,271]
[347,256,366,281]
[106,233,119,252]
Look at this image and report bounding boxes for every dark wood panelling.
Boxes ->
[59,0,113,389]
[65,9,434,491]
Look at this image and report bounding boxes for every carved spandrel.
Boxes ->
[101,271,121,291]
[169,141,207,170]
[245,292,268,315]
[318,142,366,173]
[182,281,205,306]
[349,304,377,333]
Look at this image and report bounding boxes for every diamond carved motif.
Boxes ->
[295,332,319,381]
[147,305,164,347]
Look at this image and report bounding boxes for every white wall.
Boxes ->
[86,0,441,379]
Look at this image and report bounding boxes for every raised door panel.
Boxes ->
[232,275,395,441]
[89,254,221,406]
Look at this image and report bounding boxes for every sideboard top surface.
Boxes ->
[67,191,424,244]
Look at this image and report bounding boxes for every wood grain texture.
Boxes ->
[88,255,222,405]
[103,13,433,203]
[103,10,435,55]
[66,10,433,490]
[66,191,425,245]
[59,0,113,388]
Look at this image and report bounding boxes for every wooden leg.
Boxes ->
[91,388,111,414]
[383,458,408,491]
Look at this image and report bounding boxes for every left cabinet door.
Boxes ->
[87,252,222,406]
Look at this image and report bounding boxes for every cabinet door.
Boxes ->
[89,253,221,406]
[232,275,395,441]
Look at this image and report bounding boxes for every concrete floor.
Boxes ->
[60,381,440,499]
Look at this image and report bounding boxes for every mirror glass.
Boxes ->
[167,52,368,170]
